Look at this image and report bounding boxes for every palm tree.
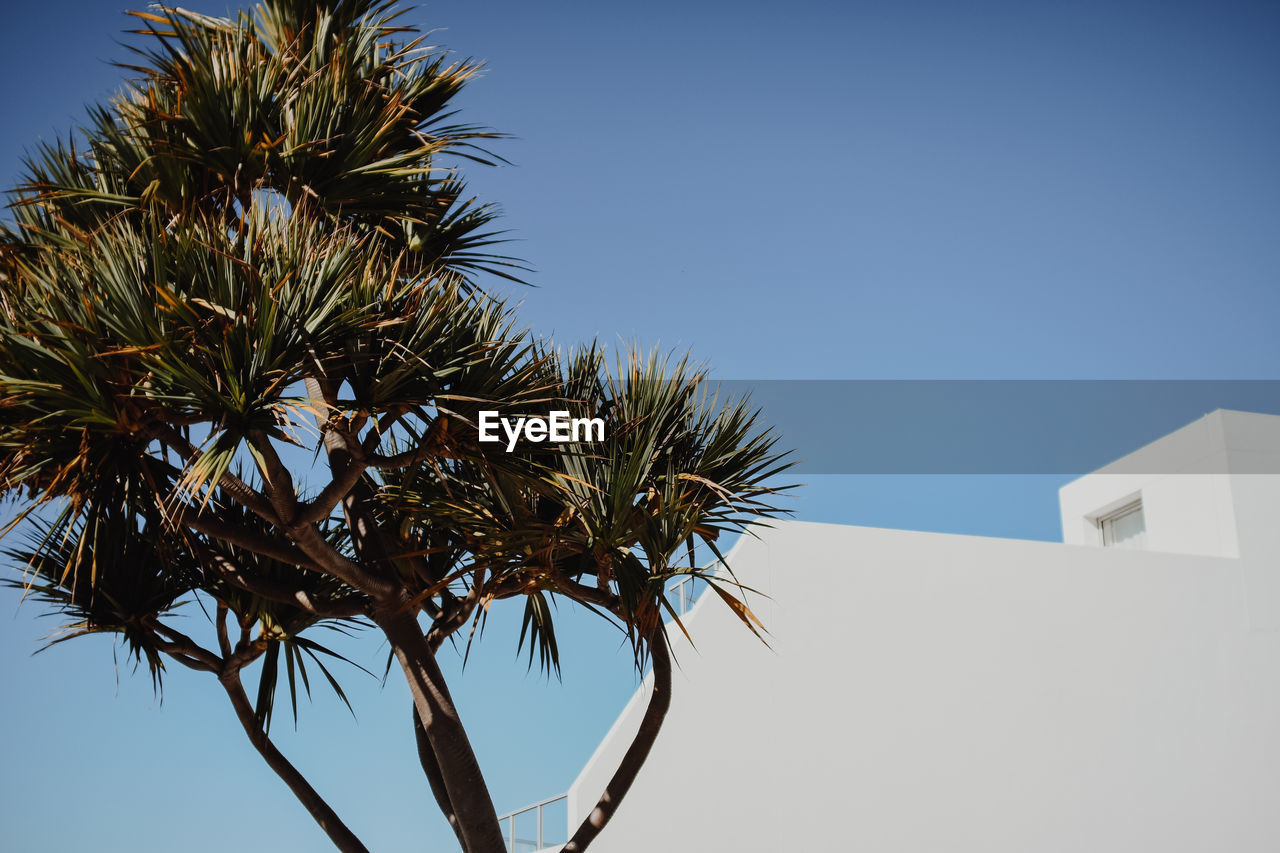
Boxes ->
[388,345,792,849]
[0,2,793,851]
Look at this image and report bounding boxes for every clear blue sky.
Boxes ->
[2,0,1278,850]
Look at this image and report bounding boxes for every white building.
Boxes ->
[554,409,1280,852]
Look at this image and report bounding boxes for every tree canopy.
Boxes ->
[0,2,793,851]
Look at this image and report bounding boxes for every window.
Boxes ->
[1100,500,1146,550]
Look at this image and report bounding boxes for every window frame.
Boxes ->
[1099,499,1146,549]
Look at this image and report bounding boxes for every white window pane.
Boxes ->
[1102,504,1146,550]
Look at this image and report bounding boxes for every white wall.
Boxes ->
[568,520,1280,852]
[1059,471,1240,556]
[1058,410,1280,559]
[567,411,1280,851]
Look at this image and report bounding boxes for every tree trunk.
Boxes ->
[301,376,501,850]
[563,629,673,853]
[377,605,506,853]
[220,671,371,853]
[415,703,467,848]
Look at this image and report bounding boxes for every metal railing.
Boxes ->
[667,575,704,616]
[498,792,567,852]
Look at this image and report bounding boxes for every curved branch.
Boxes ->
[563,628,672,853]
[295,460,367,525]
[215,602,232,658]
[147,618,225,672]
[293,415,397,524]
[249,429,304,524]
[287,522,398,599]
[294,377,399,598]
[201,547,368,618]
[167,494,393,599]
[151,641,219,673]
[425,568,487,653]
[354,411,464,471]
[143,620,367,851]
[168,504,317,569]
[219,668,371,853]
[150,423,280,524]
[363,444,438,470]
